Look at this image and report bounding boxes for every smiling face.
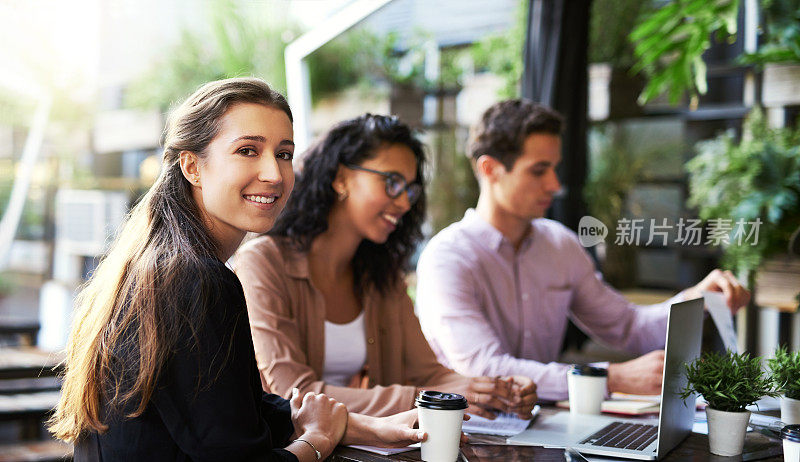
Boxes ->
[333,143,418,244]
[181,103,295,254]
[488,133,562,222]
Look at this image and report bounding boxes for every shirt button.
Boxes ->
[522,293,529,301]
[367,338,375,344]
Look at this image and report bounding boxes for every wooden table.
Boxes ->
[330,408,784,462]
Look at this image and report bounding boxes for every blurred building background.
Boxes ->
[0,0,799,458]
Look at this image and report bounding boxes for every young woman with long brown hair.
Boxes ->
[49,78,427,462]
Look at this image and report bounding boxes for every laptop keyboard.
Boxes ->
[579,422,658,451]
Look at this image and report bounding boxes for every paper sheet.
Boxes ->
[346,442,419,455]
[748,395,781,412]
[704,291,738,352]
[462,411,535,436]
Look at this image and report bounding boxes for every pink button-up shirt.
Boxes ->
[416,210,683,401]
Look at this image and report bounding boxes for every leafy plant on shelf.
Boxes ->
[767,346,800,400]
[629,0,800,106]
[686,108,800,278]
[680,350,777,412]
[740,0,800,65]
[629,0,739,105]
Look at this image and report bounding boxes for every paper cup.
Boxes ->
[781,396,800,425]
[415,391,467,462]
[782,424,800,462]
[567,365,607,415]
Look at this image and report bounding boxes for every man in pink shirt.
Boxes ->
[416,100,751,401]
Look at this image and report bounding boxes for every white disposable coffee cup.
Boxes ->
[782,424,800,462]
[567,365,608,415]
[415,390,467,462]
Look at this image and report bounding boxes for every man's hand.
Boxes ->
[607,350,665,395]
[506,376,538,419]
[684,269,751,314]
[421,375,537,420]
[453,376,512,419]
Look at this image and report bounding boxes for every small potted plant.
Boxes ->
[768,346,800,425]
[680,350,777,456]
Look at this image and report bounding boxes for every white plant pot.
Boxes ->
[706,407,750,456]
[781,396,800,425]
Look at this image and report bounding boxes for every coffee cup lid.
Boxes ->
[569,365,608,377]
[415,390,468,410]
[782,424,800,443]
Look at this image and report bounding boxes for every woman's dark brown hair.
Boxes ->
[49,77,291,441]
[270,113,426,297]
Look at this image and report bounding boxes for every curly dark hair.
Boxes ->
[270,113,426,297]
[469,99,564,170]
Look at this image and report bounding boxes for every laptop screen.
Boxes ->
[655,298,704,458]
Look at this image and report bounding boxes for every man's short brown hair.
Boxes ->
[469,99,563,170]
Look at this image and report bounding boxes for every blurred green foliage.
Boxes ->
[630,0,800,106]
[0,94,36,127]
[589,0,648,67]
[125,0,296,111]
[686,108,800,275]
[307,27,474,104]
[427,130,480,234]
[584,126,645,234]
[768,346,800,400]
[741,0,800,65]
[0,272,13,297]
[630,0,740,106]
[470,0,526,99]
[0,161,46,240]
[584,124,682,288]
[307,29,430,104]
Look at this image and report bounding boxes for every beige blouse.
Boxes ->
[234,235,466,417]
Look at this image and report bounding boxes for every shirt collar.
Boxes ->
[462,209,536,253]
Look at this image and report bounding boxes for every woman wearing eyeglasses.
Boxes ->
[234,114,537,419]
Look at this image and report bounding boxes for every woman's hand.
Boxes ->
[342,410,424,448]
[289,388,348,457]
[342,410,470,448]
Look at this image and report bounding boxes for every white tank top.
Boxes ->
[321,311,367,387]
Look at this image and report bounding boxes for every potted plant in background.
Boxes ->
[768,346,800,424]
[680,350,777,456]
[686,108,800,285]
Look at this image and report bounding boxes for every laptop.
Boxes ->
[508,298,704,460]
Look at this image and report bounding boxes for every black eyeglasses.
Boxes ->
[344,164,422,205]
